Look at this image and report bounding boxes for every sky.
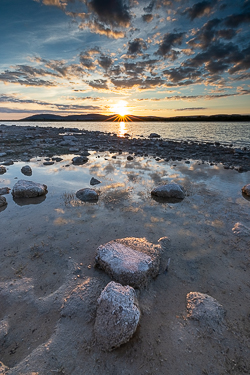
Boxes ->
[0,0,250,120]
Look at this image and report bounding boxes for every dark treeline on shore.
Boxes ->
[6,113,250,122]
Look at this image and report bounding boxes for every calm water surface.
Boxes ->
[3,121,250,148]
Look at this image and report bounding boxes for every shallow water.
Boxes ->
[1,153,250,374]
[3,120,250,147]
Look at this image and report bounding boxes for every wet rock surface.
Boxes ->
[242,184,250,196]
[95,237,161,288]
[76,188,98,201]
[151,183,185,199]
[11,180,48,198]
[0,187,10,195]
[21,165,32,176]
[0,124,249,172]
[94,281,140,351]
[0,195,7,207]
[0,165,6,174]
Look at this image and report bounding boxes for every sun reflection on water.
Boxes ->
[118,121,127,137]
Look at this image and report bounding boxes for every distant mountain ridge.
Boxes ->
[20,113,250,122]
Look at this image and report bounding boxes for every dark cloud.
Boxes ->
[127,38,147,54]
[182,1,217,20]
[188,18,221,49]
[175,107,207,111]
[88,79,109,89]
[224,11,250,28]
[111,76,165,89]
[98,55,113,71]
[156,32,185,56]
[142,14,154,22]
[87,0,131,27]
[143,1,155,13]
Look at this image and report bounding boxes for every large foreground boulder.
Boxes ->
[151,183,185,199]
[12,180,47,198]
[94,281,140,351]
[76,188,98,202]
[242,184,250,196]
[95,237,161,288]
[186,292,225,325]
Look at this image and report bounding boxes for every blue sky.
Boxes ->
[0,0,250,119]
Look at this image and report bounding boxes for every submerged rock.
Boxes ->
[0,196,7,207]
[0,187,10,195]
[151,183,185,199]
[94,281,140,351]
[72,156,88,165]
[21,165,32,176]
[186,292,225,326]
[0,165,6,174]
[95,237,162,288]
[76,188,98,202]
[12,180,48,198]
[242,184,250,196]
[90,177,101,186]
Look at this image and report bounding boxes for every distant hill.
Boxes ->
[20,113,250,122]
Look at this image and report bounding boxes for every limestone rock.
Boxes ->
[72,156,88,165]
[242,184,250,196]
[0,165,6,174]
[0,196,7,207]
[76,188,98,202]
[94,281,140,351]
[151,183,185,199]
[21,165,32,176]
[95,237,161,288]
[186,292,225,325]
[12,180,48,198]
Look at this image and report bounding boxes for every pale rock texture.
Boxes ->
[151,183,185,199]
[76,188,98,201]
[12,180,47,198]
[94,281,140,351]
[242,184,250,196]
[186,292,225,326]
[95,237,161,288]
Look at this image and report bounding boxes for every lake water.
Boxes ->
[3,121,250,148]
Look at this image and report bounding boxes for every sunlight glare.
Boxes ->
[115,100,128,117]
[118,121,127,137]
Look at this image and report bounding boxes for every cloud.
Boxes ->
[224,11,250,28]
[88,79,109,89]
[98,55,113,71]
[156,32,185,56]
[182,1,217,20]
[143,1,155,13]
[175,107,207,111]
[87,0,132,28]
[127,38,147,54]
[142,14,154,22]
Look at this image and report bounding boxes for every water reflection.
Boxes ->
[13,195,46,206]
[118,122,127,137]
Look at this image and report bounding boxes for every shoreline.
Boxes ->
[0,124,250,172]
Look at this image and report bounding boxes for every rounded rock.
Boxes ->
[242,184,250,196]
[76,188,98,202]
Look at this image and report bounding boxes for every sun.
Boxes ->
[115,100,128,117]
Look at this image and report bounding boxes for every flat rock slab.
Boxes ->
[186,292,225,326]
[94,281,140,351]
[76,188,98,202]
[12,180,48,198]
[151,183,185,199]
[242,184,250,196]
[95,237,161,288]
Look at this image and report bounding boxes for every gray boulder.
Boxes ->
[76,188,98,202]
[242,184,250,196]
[12,180,47,198]
[94,281,140,351]
[186,292,225,326]
[95,237,161,288]
[149,133,160,138]
[0,165,6,174]
[0,196,7,207]
[151,183,185,199]
[21,165,32,176]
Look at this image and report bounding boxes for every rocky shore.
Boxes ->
[1,124,250,171]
